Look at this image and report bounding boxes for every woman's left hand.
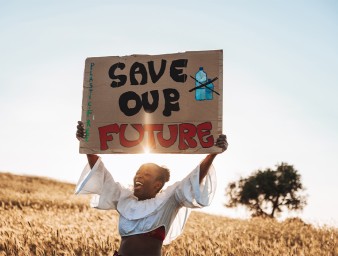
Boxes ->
[215,134,228,152]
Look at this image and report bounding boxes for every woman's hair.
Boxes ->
[156,165,170,192]
[156,165,170,184]
[141,163,170,192]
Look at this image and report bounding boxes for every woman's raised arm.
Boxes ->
[76,120,99,169]
[199,134,228,183]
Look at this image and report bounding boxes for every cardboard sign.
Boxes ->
[80,50,223,154]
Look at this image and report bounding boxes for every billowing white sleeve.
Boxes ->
[74,157,123,210]
[163,207,192,245]
[174,164,216,208]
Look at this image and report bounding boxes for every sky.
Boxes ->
[1,0,337,227]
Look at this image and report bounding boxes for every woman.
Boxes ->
[75,121,228,256]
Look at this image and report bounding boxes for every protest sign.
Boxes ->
[80,50,223,154]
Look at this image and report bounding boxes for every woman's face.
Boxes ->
[133,164,162,200]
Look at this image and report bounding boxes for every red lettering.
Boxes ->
[144,124,163,149]
[178,123,198,150]
[157,124,178,148]
[98,124,119,150]
[197,122,214,147]
[97,122,213,151]
[120,124,144,147]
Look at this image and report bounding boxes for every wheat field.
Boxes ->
[0,172,336,256]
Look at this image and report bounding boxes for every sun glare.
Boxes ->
[138,146,156,163]
[143,146,151,154]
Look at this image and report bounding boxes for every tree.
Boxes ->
[225,162,307,218]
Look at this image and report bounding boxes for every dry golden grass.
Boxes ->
[0,172,337,256]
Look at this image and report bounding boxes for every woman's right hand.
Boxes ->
[76,121,98,167]
[76,121,85,141]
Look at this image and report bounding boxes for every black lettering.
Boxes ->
[109,62,127,88]
[130,62,148,85]
[142,90,159,113]
[170,59,188,83]
[119,91,142,116]
[148,59,167,83]
[163,88,180,117]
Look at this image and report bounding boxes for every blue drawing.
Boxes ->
[195,67,207,101]
[205,79,214,100]
[190,67,219,101]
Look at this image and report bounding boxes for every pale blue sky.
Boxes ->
[1,0,337,226]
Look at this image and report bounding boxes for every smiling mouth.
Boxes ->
[134,181,144,189]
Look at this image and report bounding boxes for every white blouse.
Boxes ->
[75,157,216,245]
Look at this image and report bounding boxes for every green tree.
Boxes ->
[225,162,307,218]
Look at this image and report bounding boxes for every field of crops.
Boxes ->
[0,172,336,256]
